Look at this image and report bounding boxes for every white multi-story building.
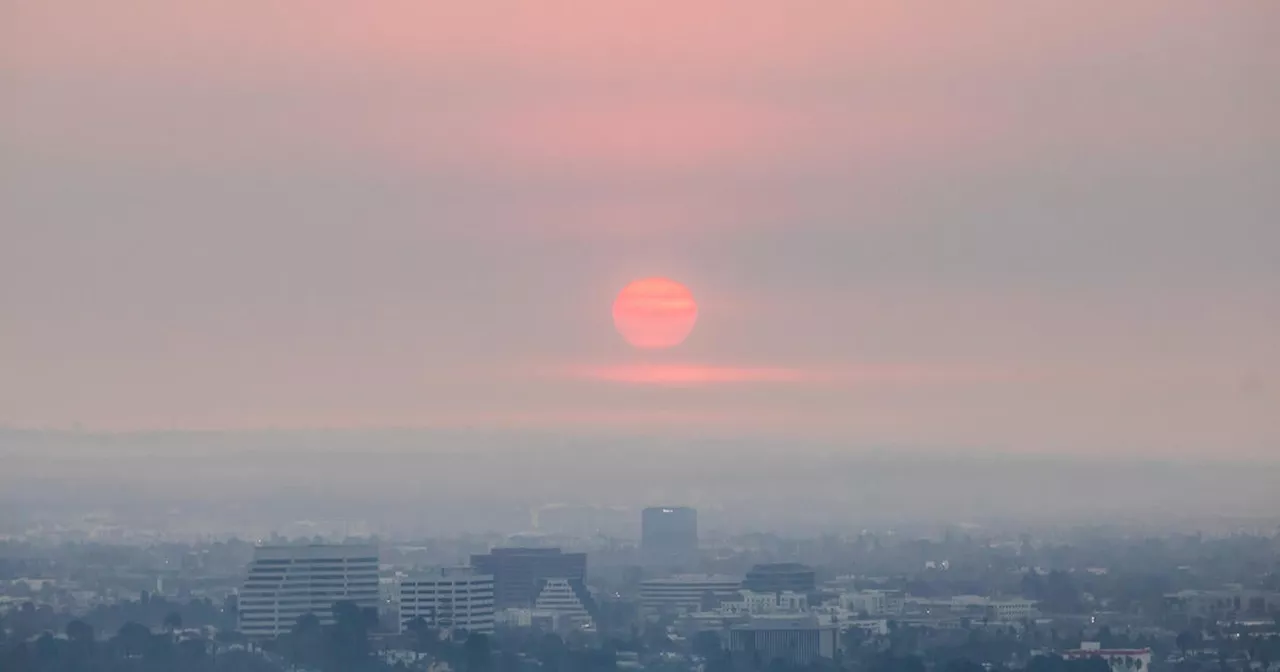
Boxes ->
[1063,643,1152,671]
[721,590,810,615]
[985,599,1037,622]
[901,595,1037,622]
[840,590,905,617]
[640,574,743,614]
[777,591,809,612]
[399,567,495,635]
[238,544,380,638]
[728,615,839,665]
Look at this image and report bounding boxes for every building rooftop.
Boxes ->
[250,543,378,560]
[733,615,835,630]
[487,547,572,555]
[643,574,742,584]
[748,563,814,573]
[403,566,491,581]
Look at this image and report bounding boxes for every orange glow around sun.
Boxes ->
[612,277,698,349]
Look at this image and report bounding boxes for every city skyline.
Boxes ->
[3,4,1279,671]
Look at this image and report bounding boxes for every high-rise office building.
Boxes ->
[470,548,587,608]
[640,506,698,566]
[238,544,380,638]
[399,567,495,635]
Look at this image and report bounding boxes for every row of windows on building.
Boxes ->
[253,557,379,565]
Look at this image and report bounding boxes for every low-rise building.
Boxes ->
[903,595,1036,622]
[840,590,905,617]
[1062,642,1152,671]
[729,615,839,665]
[985,599,1037,622]
[641,574,743,614]
[1164,590,1280,619]
[720,590,809,615]
[497,607,563,631]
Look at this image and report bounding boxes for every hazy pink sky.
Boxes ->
[3,1,1278,459]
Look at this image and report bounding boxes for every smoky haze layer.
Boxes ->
[3,428,1277,536]
[4,3,1278,453]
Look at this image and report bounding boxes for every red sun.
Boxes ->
[612,277,698,349]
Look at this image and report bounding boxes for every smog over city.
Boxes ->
[2,2,1278,672]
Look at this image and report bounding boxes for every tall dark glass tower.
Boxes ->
[470,547,586,608]
[640,506,698,566]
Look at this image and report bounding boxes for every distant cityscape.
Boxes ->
[6,1,1275,671]
[3,504,1279,672]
